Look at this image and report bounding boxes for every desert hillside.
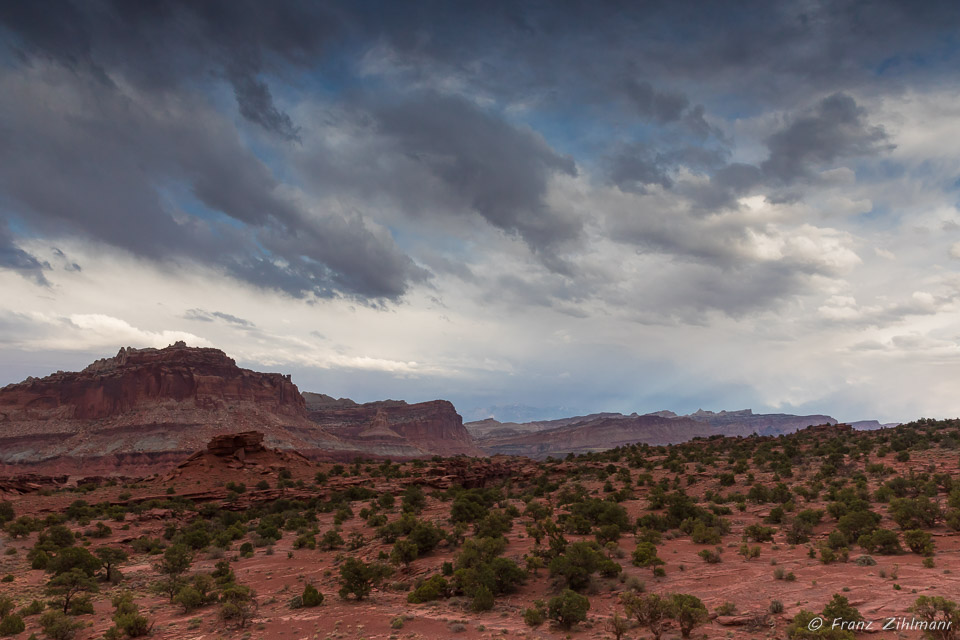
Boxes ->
[1,418,959,639]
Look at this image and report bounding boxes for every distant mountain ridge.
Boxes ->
[467,408,872,459]
[0,342,896,471]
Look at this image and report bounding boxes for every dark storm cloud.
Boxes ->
[0,222,50,286]
[372,91,579,251]
[621,80,690,124]
[608,143,729,193]
[0,0,340,136]
[622,92,892,213]
[0,64,424,299]
[762,93,894,184]
[229,70,301,142]
[0,0,955,312]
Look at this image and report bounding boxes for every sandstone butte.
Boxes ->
[0,342,480,475]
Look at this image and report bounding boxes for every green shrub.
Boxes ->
[523,601,547,627]
[0,502,14,525]
[0,614,25,637]
[823,594,863,623]
[68,595,93,616]
[670,593,708,638]
[548,589,590,629]
[620,591,669,640]
[338,558,392,600]
[858,529,902,555]
[632,542,664,568]
[471,585,495,612]
[909,596,959,640]
[407,575,449,604]
[744,524,775,542]
[39,611,84,640]
[698,548,722,563]
[301,584,323,607]
[903,530,935,556]
[690,522,722,544]
[174,586,204,613]
[114,612,151,637]
[20,600,45,617]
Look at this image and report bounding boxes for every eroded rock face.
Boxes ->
[206,431,265,456]
[0,343,340,469]
[305,398,482,457]
[0,342,305,423]
[0,343,481,473]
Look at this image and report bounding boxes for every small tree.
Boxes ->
[50,547,101,577]
[95,547,128,582]
[39,611,84,640]
[621,591,669,640]
[219,584,257,628]
[108,593,152,638]
[0,501,14,525]
[174,586,204,613]
[823,594,863,623]
[156,544,193,600]
[910,596,960,640]
[401,485,427,514]
[471,584,495,612]
[632,541,665,568]
[45,568,98,614]
[0,614,25,636]
[301,584,324,607]
[390,539,419,568]
[548,589,590,629]
[338,558,392,600]
[670,593,709,638]
[523,600,547,626]
[904,530,935,556]
[609,611,630,640]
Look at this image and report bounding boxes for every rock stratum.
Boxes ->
[469,409,843,459]
[303,393,482,457]
[0,343,475,473]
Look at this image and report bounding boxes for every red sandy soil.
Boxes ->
[1,433,957,640]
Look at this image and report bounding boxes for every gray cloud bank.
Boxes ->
[0,0,957,320]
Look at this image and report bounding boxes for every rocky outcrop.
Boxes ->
[305,398,482,457]
[0,342,304,424]
[0,473,69,497]
[0,342,342,470]
[0,343,482,472]
[206,431,265,456]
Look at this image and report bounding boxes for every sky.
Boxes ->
[1,1,960,424]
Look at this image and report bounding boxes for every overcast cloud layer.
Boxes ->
[2,0,960,423]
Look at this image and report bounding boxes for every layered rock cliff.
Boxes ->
[0,342,346,471]
[1,342,305,425]
[304,395,481,457]
[0,343,480,472]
